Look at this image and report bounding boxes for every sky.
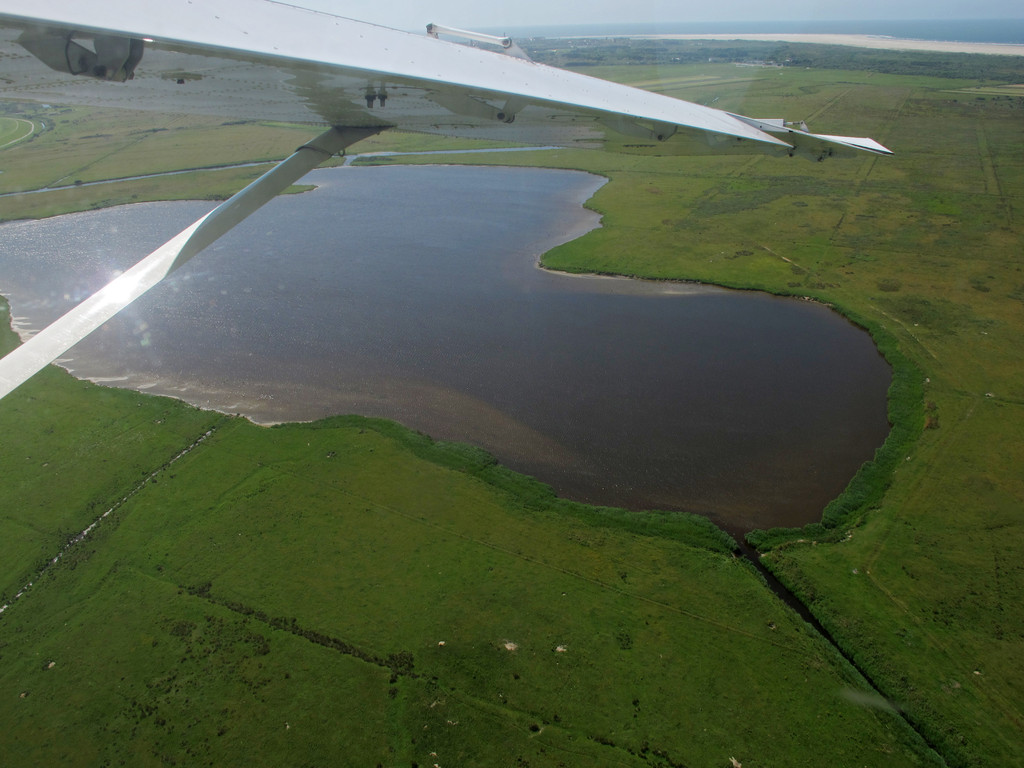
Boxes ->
[293,0,1024,32]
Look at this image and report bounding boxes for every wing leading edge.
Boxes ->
[0,0,891,157]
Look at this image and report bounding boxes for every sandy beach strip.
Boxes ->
[630,33,1024,57]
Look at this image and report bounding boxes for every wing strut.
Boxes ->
[0,125,380,400]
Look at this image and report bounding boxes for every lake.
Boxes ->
[0,165,891,533]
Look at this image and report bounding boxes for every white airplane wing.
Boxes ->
[0,1,893,156]
[0,0,892,400]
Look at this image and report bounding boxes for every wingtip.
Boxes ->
[812,134,893,155]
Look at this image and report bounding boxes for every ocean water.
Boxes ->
[500,19,1024,44]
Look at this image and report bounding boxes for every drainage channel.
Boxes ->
[734,537,949,766]
[0,426,217,617]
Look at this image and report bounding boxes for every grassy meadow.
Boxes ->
[544,59,1024,768]
[0,311,933,767]
[2,44,1023,766]
[0,116,35,150]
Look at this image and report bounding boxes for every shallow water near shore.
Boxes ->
[0,164,890,533]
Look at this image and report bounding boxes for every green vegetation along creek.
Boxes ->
[2,41,1022,766]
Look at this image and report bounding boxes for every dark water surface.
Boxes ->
[0,165,890,533]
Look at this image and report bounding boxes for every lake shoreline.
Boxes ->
[0,165,891,535]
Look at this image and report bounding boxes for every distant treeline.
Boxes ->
[525,38,1024,82]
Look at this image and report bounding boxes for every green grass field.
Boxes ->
[0,116,35,149]
[538,61,1024,768]
[0,313,934,768]
[2,45,1023,766]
